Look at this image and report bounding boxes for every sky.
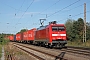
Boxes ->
[0,0,90,34]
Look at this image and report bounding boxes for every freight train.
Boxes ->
[9,21,67,48]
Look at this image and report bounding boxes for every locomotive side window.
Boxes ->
[52,26,65,31]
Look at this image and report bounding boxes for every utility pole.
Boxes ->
[83,3,86,42]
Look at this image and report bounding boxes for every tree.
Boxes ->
[65,18,84,42]
[17,29,27,34]
[72,20,79,40]
[86,22,90,40]
[65,19,73,41]
[77,18,84,41]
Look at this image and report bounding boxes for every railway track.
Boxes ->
[7,54,15,60]
[13,43,67,60]
[61,46,90,56]
[12,42,90,60]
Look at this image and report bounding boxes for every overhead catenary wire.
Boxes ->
[55,1,90,23]
[15,0,25,16]
[11,0,35,34]
[12,0,26,23]
[53,3,84,19]
[25,0,62,27]
[47,0,81,18]
[64,4,83,12]
[39,0,61,15]
[17,0,90,29]
[8,0,26,34]
[57,1,90,16]
[58,10,90,23]
[22,0,89,27]
[72,10,90,17]
[3,0,90,34]
[24,0,61,27]
[1,2,24,12]
[15,0,35,25]
[15,0,88,27]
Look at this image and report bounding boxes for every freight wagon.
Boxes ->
[23,28,36,44]
[16,33,23,42]
[9,35,16,41]
[9,35,14,41]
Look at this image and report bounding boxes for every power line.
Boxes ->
[39,0,61,15]
[71,10,90,18]
[54,3,84,18]
[15,0,25,16]
[7,0,90,34]
[1,2,24,12]
[66,1,90,14]
[16,0,35,25]
[31,0,61,19]
[47,0,81,18]
[55,1,90,23]
[11,0,35,34]
[11,0,25,25]
[28,0,62,26]
[18,0,34,20]
[58,9,90,23]
[66,4,83,12]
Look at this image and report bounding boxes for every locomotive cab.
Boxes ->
[48,21,67,48]
[51,25,67,47]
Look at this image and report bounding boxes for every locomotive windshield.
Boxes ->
[52,26,65,31]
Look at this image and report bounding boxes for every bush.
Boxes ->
[0,45,2,58]
[0,36,9,45]
[67,40,90,47]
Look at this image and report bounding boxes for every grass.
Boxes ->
[0,38,9,59]
[0,39,9,45]
[67,40,90,48]
[4,42,31,60]
[0,45,2,58]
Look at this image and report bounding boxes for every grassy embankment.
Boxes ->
[67,40,90,48]
[0,45,2,58]
[0,38,9,58]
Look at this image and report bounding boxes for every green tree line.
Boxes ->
[65,18,90,42]
[17,29,27,34]
[0,33,10,45]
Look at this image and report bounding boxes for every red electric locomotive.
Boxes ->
[35,21,67,48]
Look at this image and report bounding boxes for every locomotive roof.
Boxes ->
[37,25,48,30]
[37,24,65,30]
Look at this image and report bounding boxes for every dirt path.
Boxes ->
[1,46,5,60]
